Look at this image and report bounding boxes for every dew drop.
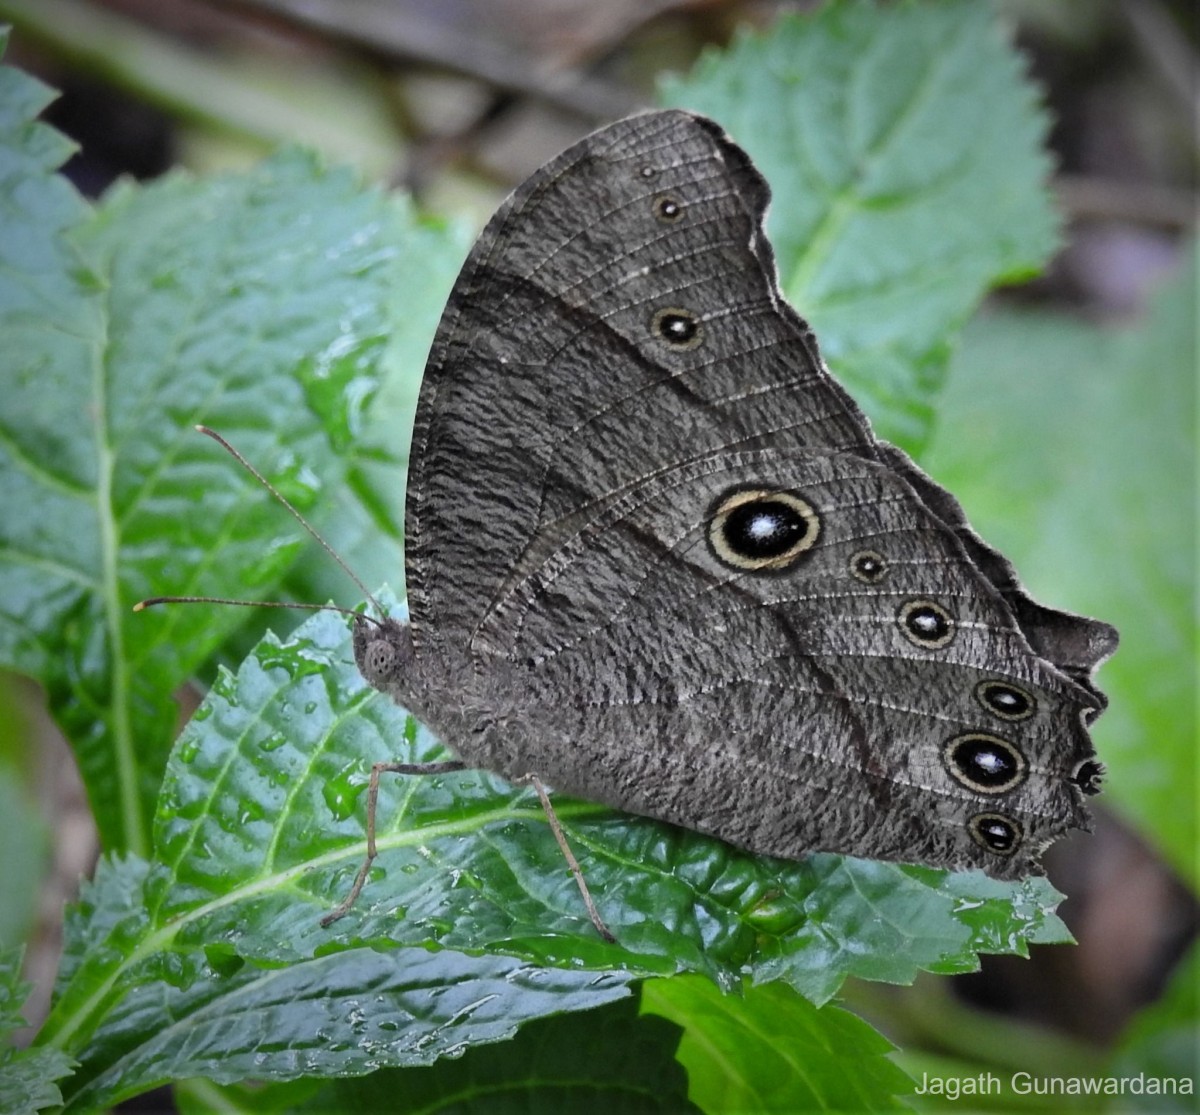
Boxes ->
[238,801,267,825]
[177,737,200,764]
[323,764,366,820]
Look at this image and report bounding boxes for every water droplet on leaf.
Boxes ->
[323,764,366,820]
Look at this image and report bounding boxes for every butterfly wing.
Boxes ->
[405,110,874,656]
[474,445,1110,878]
[398,110,1116,877]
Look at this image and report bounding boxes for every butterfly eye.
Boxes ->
[651,307,703,349]
[1071,759,1105,795]
[849,550,887,583]
[968,812,1022,855]
[363,639,397,682]
[944,733,1028,794]
[975,680,1036,720]
[653,195,684,222]
[897,599,956,648]
[708,488,820,572]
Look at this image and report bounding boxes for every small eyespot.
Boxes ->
[897,599,956,648]
[944,733,1028,794]
[653,195,684,222]
[968,812,1022,856]
[849,550,887,583]
[707,488,820,572]
[651,307,703,349]
[640,165,658,179]
[1071,759,1105,795]
[975,680,1036,721]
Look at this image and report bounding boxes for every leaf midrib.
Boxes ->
[37,797,597,1054]
[92,253,145,858]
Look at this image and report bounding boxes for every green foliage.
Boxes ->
[1110,945,1199,1102]
[0,2,1189,1111]
[0,34,457,856]
[663,0,1059,452]
[644,975,912,1112]
[0,676,47,949]
[187,992,698,1114]
[48,873,634,1110]
[0,950,75,1115]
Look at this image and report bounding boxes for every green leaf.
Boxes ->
[0,31,459,856]
[284,213,471,607]
[37,606,1071,1101]
[0,42,101,679]
[662,0,1058,451]
[203,992,697,1114]
[1109,944,1199,1104]
[0,948,76,1115]
[644,974,912,1112]
[39,856,631,1111]
[923,249,1197,882]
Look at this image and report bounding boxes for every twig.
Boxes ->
[1055,174,1196,231]
[1118,0,1200,149]
[217,0,641,121]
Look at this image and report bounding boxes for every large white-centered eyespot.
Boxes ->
[975,679,1037,721]
[897,598,956,648]
[943,733,1028,794]
[707,488,821,573]
[968,812,1023,856]
[651,306,703,349]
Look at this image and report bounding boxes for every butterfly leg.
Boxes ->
[320,759,466,927]
[522,773,616,943]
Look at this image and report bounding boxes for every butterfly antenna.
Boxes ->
[133,426,386,619]
[197,425,385,615]
[132,595,377,624]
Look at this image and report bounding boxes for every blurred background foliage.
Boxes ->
[0,0,1194,1110]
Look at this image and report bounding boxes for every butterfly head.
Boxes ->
[352,613,414,690]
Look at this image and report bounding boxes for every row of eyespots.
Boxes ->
[901,606,1038,859]
[642,187,699,350]
[966,752,1106,857]
[858,551,1046,860]
[635,149,1090,863]
[702,492,1042,726]
[633,164,1106,857]
[701,486,1066,860]
[947,680,1041,859]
